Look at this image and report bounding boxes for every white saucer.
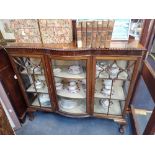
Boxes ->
[53,68,62,74]
[68,88,79,93]
[59,100,77,109]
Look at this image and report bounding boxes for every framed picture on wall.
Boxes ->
[112,19,131,41]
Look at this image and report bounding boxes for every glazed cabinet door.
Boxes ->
[49,56,91,116]
[9,55,53,110]
[92,56,141,118]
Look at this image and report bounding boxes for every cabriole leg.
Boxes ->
[119,124,126,134]
[28,111,35,121]
[114,118,127,134]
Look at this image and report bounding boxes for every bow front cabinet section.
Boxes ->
[6,41,146,133]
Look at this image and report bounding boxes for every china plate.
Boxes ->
[59,100,77,110]
[68,68,83,75]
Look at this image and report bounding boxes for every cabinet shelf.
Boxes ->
[96,71,129,80]
[21,69,44,75]
[53,67,86,79]
[26,84,48,93]
[57,85,86,99]
[94,99,124,115]
[31,97,51,108]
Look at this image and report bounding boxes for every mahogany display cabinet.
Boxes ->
[6,40,146,133]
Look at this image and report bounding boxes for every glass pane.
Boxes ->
[51,59,87,114]
[12,57,52,108]
[150,38,155,56]
[132,76,155,134]
[94,59,135,116]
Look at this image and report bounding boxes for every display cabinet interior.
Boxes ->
[49,56,91,116]
[92,56,139,119]
[10,55,53,110]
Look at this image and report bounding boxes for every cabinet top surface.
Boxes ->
[5,39,146,51]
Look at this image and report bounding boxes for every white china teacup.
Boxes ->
[68,85,77,91]
[68,85,79,93]
[104,85,111,90]
[56,82,63,91]
[68,65,81,74]
[100,99,112,108]
[101,88,111,96]
[69,81,77,86]
[35,80,44,89]
[56,85,63,91]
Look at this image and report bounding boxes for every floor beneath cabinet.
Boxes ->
[15,112,133,135]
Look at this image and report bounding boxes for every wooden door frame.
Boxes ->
[140,19,155,51]
[49,55,92,116]
[8,53,53,112]
[91,55,142,120]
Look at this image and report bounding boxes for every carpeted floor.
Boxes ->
[15,112,133,135]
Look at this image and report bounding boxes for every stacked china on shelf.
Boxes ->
[52,60,87,114]
[94,59,134,116]
[12,57,52,108]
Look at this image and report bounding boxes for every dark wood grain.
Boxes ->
[0,48,27,122]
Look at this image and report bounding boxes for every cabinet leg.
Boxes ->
[28,112,35,121]
[119,124,126,134]
[114,118,127,134]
